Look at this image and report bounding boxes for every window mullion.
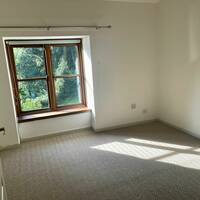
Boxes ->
[44,45,57,111]
[77,43,86,106]
[17,76,48,81]
[54,74,80,79]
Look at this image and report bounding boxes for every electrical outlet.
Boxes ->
[0,128,5,136]
[131,103,136,110]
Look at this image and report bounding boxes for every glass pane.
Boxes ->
[51,45,80,76]
[18,80,49,112]
[54,77,82,106]
[13,47,46,79]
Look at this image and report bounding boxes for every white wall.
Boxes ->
[92,2,157,129]
[19,111,91,140]
[158,0,200,138]
[0,39,20,148]
[0,1,158,147]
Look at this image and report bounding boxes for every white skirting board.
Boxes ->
[93,119,158,132]
[158,119,200,140]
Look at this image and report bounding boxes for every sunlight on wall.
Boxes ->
[82,36,96,127]
[91,138,200,170]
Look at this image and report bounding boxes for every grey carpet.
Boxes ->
[0,122,200,200]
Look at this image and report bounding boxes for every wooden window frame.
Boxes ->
[6,39,87,120]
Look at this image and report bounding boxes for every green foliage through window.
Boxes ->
[12,44,82,112]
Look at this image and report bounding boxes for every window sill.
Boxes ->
[18,107,90,123]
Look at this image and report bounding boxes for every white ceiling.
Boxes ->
[105,0,160,3]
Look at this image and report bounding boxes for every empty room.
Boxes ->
[0,0,200,199]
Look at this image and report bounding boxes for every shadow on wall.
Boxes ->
[159,0,200,136]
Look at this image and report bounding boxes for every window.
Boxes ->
[6,39,87,120]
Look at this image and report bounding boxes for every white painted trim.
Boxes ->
[19,119,158,142]
[158,119,200,140]
[93,119,158,132]
[6,39,81,45]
